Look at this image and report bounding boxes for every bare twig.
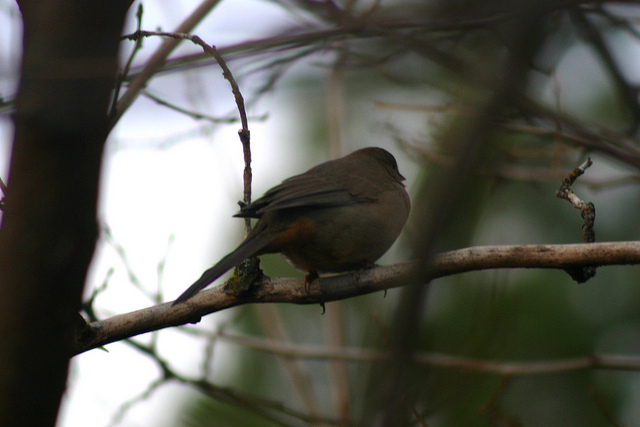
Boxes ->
[140,90,246,123]
[392,128,640,189]
[555,158,596,224]
[122,16,505,79]
[0,176,8,195]
[0,176,6,211]
[108,375,167,427]
[109,3,144,119]
[117,338,328,427]
[122,31,248,127]
[110,0,222,128]
[219,333,640,374]
[254,305,324,423]
[589,384,628,427]
[480,377,520,427]
[81,268,113,323]
[570,8,640,132]
[122,29,254,229]
[326,50,350,426]
[555,158,597,282]
[103,226,158,302]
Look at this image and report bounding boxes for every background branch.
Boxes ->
[220,333,640,374]
[109,0,222,127]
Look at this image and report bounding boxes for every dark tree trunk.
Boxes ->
[0,2,131,425]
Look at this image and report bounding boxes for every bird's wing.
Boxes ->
[234,155,388,218]
[235,175,353,218]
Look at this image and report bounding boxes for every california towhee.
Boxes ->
[174,146,410,304]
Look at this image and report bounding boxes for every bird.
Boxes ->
[173,146,410,304]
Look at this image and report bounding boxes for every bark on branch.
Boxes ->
[73,241,640,355]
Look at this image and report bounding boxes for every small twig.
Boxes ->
[393,132,640,189]
[110,0,222,128]
[108,375,167,427]
[326,50,351,425]
[193,30,253,228]
[409,404,430,427]
[141,89,243,123]
[239,128,252,233]
[122,31,248,126]
[0,176,6,211]
[191,379,334,426]
[0,176,7,195]
[81,268,113,322]
[219,333,640,374]
[254,306,323,420]
[570,8,640,133]
[155,234,175,305]
[124,30,253,232]
[555,158,597,282]
[109,3,144,118]
[589,384,628,427]
[200,325,220,380]
[480,377,521,427]
[120,338,333,426]
[103,225,157,302]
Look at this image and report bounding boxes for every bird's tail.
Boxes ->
[173,234,277,305]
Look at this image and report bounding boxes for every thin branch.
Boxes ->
[122,16,506,80]
[0,176,6,211]
[189,379,338,427]
[570,7,640,132]
[110,0,222,128]
[122,31,248,128]
[141,89,245,123]
[124,30,254,230]
[589,384,628,427]
[108,3,144,118]
[392,129,640,189]
[555,158,597,282]
[555,157,596,244]
[220,333,640,375]
[73,241,640,355]
[379,99,640,171]
[254,305,324,423]
[119,337,327,427]
[0,16,501,119]
[108,374,167,427]
[103,226,158,302]
[0,176,8,195]
[326,49,351,426]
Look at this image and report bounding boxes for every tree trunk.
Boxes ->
[0,2,131,425]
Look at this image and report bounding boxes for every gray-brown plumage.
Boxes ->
[174,147,410,304]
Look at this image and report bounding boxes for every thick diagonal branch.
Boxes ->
[73,241,640,355]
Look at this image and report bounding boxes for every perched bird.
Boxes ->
[174,147,410,304]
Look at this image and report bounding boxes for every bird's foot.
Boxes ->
[304,270,319,294]
[304,271,324,313]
